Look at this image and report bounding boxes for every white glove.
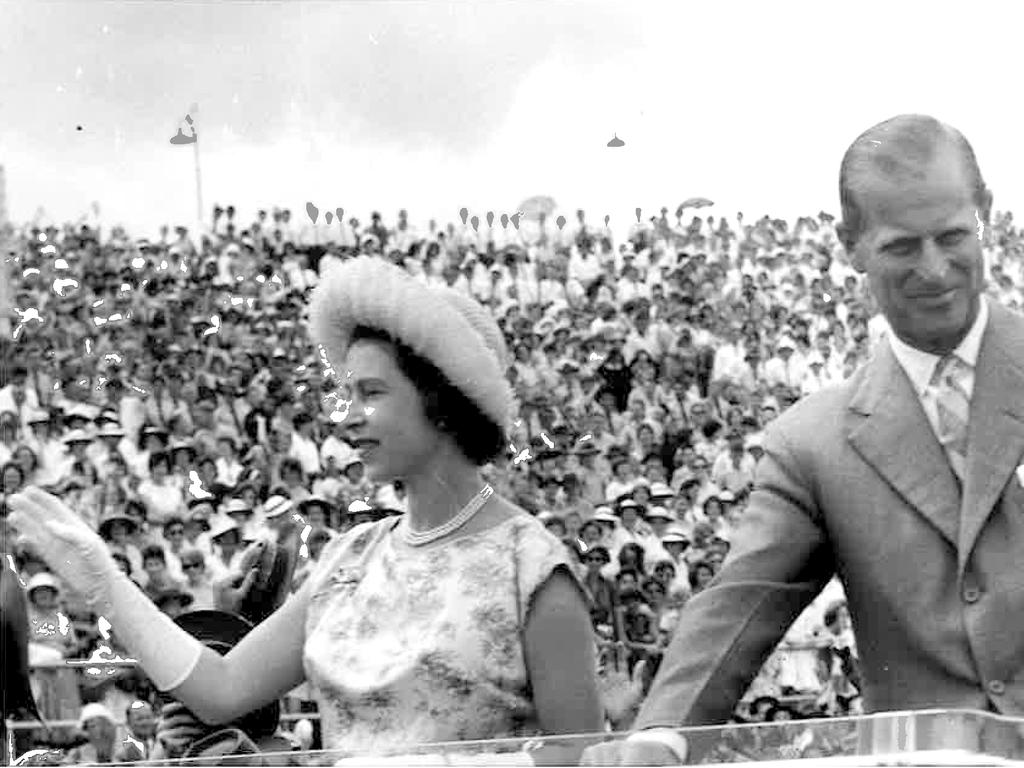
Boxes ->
[8,487,204,691]
[7,487,120,607]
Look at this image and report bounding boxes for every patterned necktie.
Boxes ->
[930,354,971,485]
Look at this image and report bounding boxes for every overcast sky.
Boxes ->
[3,0,1024,240]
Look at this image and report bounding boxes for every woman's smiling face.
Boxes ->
[341,339,441,482]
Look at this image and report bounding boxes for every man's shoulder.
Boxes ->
[769,369,867,440]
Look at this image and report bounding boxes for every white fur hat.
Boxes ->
[310,256,514,432]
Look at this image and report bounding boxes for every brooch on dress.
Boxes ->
[329,567,365,587]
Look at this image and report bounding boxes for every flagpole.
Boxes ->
[193,137,204,235]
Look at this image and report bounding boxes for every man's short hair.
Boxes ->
[838,114,989,248]
[141,544,166,564]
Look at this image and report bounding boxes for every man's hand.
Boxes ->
[580,738,681,766]
[597,652,647,729]
[156,701,211,758]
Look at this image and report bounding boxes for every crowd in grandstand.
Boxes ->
[2,201,1023,760]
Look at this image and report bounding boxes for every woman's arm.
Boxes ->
[523,571,603,735]
[170,577,313,726]
[524,571,604,766]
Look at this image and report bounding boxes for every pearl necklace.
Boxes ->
[402,485,494,547]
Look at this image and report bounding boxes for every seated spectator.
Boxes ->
[99,509,145,586]
[137,451,185,527]
[286,496,324,533]
[66,703,119,765]
[159,515,189,580]
[619,586,657,668]
[223,497,260,542]
[276,457,311,503]
[710,431,757,495]
[141,544,186,601]
[580,545,617,638]
[154,587,195,619]
[214,434,245,487]
[578,518,605,552]
[113,700,158,763]
[688,559,715,594]
[183,499,215,557]
[604,457,637,504]
[288,412,321,477]
[206,517,246,579]
[180,549,217,611]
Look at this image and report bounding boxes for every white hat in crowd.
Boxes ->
[77,703,116,730]
[262,495,294,520]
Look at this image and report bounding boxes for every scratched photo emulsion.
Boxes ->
[3,2,1024,766]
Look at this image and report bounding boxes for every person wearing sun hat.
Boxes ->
[87,419,127,473]
[295,494,333,531]
[184,497,216,557]
[66,702,119,765]
[8,255,602,760]
[221,497,258,542]
[206,516,246,579]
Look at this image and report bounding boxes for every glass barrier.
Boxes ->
[11,709,1024,766]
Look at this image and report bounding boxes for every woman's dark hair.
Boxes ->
[618,542,646,574]
[163,515,186,533]
[141,544,166,563]
[642,575,666,599]
[72,460,98,483]
[349,325,506,465]
[689,560,714,589]
[148,450,171,474]
[615,568,640,587]
[279,457,304,480]
[703,496,724,517]
[110,550,132,574]
[138,425,165,452]
[1,461,26,494]
[13,445,38,473]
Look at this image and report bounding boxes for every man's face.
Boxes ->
[128,703,156,739]
[84,717,114,744]
[846,145,988,355]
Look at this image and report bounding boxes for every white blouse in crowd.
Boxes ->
[302,513,580,756]
[136,477,185,527]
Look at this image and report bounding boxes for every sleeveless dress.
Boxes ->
[303,513,580,757]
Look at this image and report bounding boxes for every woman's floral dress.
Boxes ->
[303,513,579,757]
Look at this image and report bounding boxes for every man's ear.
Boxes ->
[978,187,994,226]
[837,222,867,273]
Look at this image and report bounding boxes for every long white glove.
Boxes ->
[8,487,204,691]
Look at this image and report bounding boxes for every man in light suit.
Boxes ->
[583,114,1024,764]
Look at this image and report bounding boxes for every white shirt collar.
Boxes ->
[888,296,990,397]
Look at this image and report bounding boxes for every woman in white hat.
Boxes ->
[24,572,83,724]
[66,703,118,765]
[9,256,601,761]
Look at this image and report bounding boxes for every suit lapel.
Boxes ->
[958,303,1024,573]
[847,340,961,546]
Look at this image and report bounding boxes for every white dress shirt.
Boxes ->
[887,297,989,446]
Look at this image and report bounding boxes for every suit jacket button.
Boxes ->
[988,680,1006,696]
[963,586,981,603]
